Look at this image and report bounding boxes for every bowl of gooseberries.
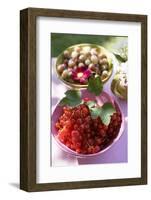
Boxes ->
[51,90,124,157]
[56,44,113,88]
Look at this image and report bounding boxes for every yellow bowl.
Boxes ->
[55,43,113,89]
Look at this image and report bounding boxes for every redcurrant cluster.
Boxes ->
[55,103,122,154]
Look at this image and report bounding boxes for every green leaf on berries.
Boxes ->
[59,90,82,107]
[65,90,81,100]
[90,107,102,119]
[86,100,100,119]
[99,103,116,125]
[86,100,96,108]
[86,101,116,125]
[59,97,70,106]
[87,75,103,96]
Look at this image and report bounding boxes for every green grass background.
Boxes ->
[51,33,127,57]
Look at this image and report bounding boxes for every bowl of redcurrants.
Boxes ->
[55,44,113,88]
[51,90,125,157]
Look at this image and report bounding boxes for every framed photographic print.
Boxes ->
[20,8,147,191]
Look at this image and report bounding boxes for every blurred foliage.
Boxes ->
[51,33,127,57]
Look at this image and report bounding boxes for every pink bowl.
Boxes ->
[51,90,125,158]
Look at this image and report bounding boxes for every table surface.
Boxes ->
[51,57,127,167]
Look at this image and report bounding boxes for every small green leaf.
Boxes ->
[59,90,82,107]
[86,101,116,125]
[90,107,102,119]
[86,100,96,109]
[113,53,127,63]
[86,100,101,119]
[99,103,116,125]
[59,97,70,106]
[87,75,103,96]
[68,99,82,107]
[65,90,81,100]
